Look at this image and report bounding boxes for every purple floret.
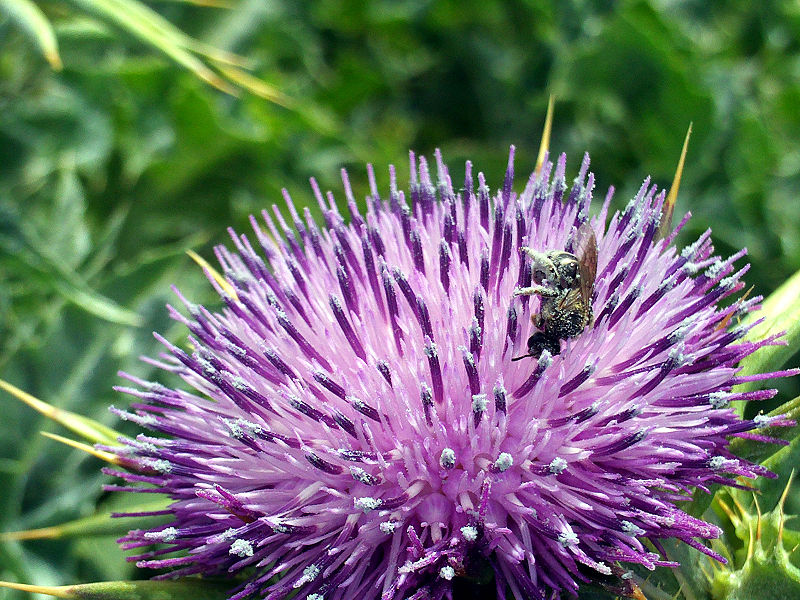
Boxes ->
[107,148,793,600]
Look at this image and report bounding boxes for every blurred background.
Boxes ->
[1,1,799,596]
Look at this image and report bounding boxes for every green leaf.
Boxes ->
[1,499,170,541]
[711,477,800,600]
[689,400,800,521]
[51,275,143,327]
[728,394,800,464]
[67,0,233,92]
[0,0,62,69]
[734,267,800,408]
[0,379,124,446]
[63,0,281,100]
[0,219,143,327]
[0,578,235,600]
[656,537,713,600]
[749,430,800,511]
[712,538,800,600]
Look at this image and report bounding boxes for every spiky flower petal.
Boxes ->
[107,149,792,600]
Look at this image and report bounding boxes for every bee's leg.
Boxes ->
[520,248,557,285]
[514,285,558,298]
[520,247,548,261]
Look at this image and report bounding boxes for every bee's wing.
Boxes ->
[555,287,585,313]
[575,223,598,306]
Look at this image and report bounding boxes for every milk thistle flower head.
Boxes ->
[105,143,792,600]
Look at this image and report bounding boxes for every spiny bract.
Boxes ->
[107,149,790,600]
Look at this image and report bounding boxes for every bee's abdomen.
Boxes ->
[550,307,589,339]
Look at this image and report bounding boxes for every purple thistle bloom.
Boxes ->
[107,148,793,600]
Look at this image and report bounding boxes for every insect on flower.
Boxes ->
[84,124,796,600]
[513,222,598,360]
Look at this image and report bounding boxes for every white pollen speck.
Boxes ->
[440,448,456,469]
[494,452,513,472]
[293,564,321,588]
[197,357,215,374]
[307,595,324,600]
[224,339,245,357]
[112,407,158,426]
[684,261,699,274]
[133,440,159,454]
[668,345,686,366]
[708,392,731,409]
[224,419,244,439]
[667,327,687,345]
[754,414,773,427]
[215,528,238,542]
[143,458,172,474]
[304,564,321,579]
[354,497,382,513]
[144,527,178,542]
[549,457,568,475]
[380,521,397,534]
[681,243,697,259]
[704,260,725,280]
[231,376,249,391]
[558,525,578,547]
[462,349,476,367]
[472,394,488,412]
[460,526,478,542]
[709,456,738,471]
[621,521,646,536]
[135,413,158,426]
[470,316,482,334]
[241,419,263,435]
[350,466,374,484]
[595,562,612,575]
[229,538,254,557]
[659,277,676,291]
[439,566,455,580]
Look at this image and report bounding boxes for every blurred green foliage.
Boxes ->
[1,1,800,598]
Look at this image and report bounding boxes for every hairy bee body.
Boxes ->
[513,224,598,361]
[535,285,593,340]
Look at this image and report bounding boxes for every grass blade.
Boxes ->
[0,0,62,69]
[1,500,170,541]
[0,579,234,600]
[0,379,124,446]
[734,267,800,405]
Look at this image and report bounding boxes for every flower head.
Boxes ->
[108,148,790,600]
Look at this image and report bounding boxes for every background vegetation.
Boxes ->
[2,1,799,598]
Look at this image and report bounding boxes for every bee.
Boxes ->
[512,223,598,360]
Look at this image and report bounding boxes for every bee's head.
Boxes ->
[550,251,580,287]
[528,251,558,285]
[522,247,577,288]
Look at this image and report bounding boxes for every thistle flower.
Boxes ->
[106,147,793,600]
